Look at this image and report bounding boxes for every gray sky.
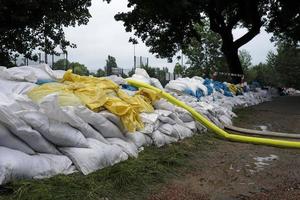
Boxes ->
[64,0,276,72]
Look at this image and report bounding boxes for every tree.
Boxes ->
[245,42,300,88]
[184,23,223,67]
[69,62,90,76]
[52,59,90,76]
[106,55,118,75]
[183,22,227,77]
[239,50,252,71]
[173,63,184,75]
[95,68,106,77]
[0,0,92,65]
[52,59,69,70]
[107,0,300,83]
[273,43,300,89]
[266,1,300,43]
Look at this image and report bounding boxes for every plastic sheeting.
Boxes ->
[28,70,158,132]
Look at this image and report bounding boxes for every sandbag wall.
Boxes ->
[0,65,272,185]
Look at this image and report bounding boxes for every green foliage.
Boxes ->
[239,50,252,71]
[52,59,89,76]
[0,0,92,65]
[108,0,299,79]
[106,55,118,75]
[266,1,300,43]
[69,62,89,76]
[95,68,106,77]
[173,63,184,75]
[183,23,224,75]
[274,43,300,88]
[244,42,300,89]
[52,59,69,70]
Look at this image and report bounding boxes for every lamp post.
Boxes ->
[130,37,138,70]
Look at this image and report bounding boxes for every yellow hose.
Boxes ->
[127,79,300,148]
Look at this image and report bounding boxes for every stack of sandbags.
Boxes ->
[0,64,274,185]
[127,68,164,89]
[166,77,271,127]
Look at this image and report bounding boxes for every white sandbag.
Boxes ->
[60,138,128,175]
[106,138,139,158]
[184,121,197,132]
[158,115,176,125]
[49,120,89,147]
[107,75,126,85]
[1,66,37,82]
[154,99,176,112]
[158,124,180,139]
[39,94,108,144]
[0,92,38,113]
[151,130,178,147]
[0,147,73,185]
[74,107,125,139]
[0,79,36,94]
[140,112,160,124]
[99,110,126,133]
[140,122,160,135]
[165,80,187,92]
[0,105,60,154]
[0,123,35,155]
[173,124,194,139]
[6,64,62,82]
[52,70,66,80]
[135,68,151,79]
[218,115,232,126]
[196,121,207,133]
[177,112,194,122]
[125,132,152,147]
[17,110,89,148]
[128,74,151,84]
[150,78,164,90]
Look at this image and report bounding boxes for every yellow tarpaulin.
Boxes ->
[27,70,160,132]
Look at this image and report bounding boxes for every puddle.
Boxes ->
[257,125,268,131]
[249,154,279,174]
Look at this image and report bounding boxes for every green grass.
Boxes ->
[0,133,218,200]
[232,107,255,124]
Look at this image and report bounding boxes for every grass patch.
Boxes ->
[0,133,218,200]
[232,107,255,125]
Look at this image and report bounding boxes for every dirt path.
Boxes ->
[148,96,300,200]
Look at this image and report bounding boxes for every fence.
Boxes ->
[16,51,68,69]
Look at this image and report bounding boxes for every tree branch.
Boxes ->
[233,25,260,48]
[227,15,240,29]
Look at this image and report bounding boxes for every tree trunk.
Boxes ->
[219,30,244,84]
[222,46,243,84]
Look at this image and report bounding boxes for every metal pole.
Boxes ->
[45,53,48,64]
[134,44,136,69]
[181,50,183,67]
[65,51,68,70]
[51,54,54,68]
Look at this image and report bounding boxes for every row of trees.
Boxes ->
[52,55,119,77]
[246,43,300,89]
[107,0,299,83]
[173,37,300,89]
[1,0,299,83]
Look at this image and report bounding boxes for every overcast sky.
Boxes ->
[64,0,276,72]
